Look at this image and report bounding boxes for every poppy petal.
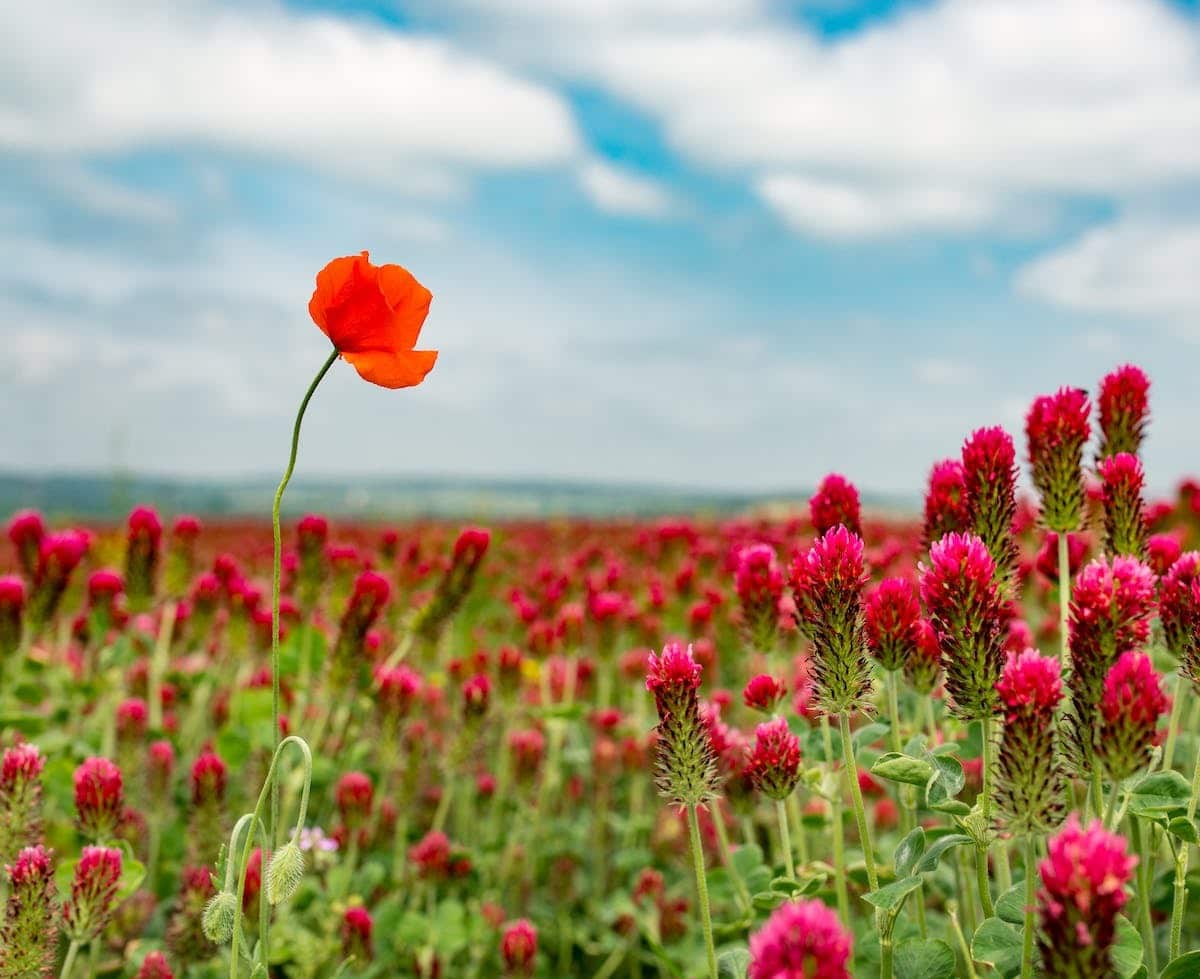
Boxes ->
[307,253,366,338]
[341,348,438,389]
[377,264,433,351]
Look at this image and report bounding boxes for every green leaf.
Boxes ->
[995,883,1026,926]
[871,753,934,786]
[770,876,803,895]
[862,875,922,912]
[926,754,965,808]
[752,890,786,911]
[902,734,929,757]
[731,844,766,878]
[1161,950,1200,979]
[1127,771,1192,815]
[928,798,972,816]
[853,722,891,750]
[971,917,1022,977]
[115,856,147,904]
[894,938,956,979]
[1113,915,1144,979]
[894,828,926,877]
[1168,816,1200,845]
[717,948,750,979]
[914,834,973,874]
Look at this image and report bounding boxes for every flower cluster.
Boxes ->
[995,649,1065,835]
[961,427,1018,586]
[1026,387,1090,533]
[646,642,717,808]
[863,577,922,673]
[809,473,862,538]
[1096,363,1150,460]
[919,533,1006,719]
[0,845,58,978]
[63,845,123,942]
[1097,651,1169,782]
[1097,452,1147,558]
[745,717,802,801]
[734,543,784,652]
[1037,815,1136,978]
[1066,556,1156,768]
[923,459,969,550]
[748,898,852,979]
[0,743,45,865]
[1162,552,1200,688]
[790,526,872,716]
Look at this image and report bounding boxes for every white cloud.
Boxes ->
[0,0,579,188]
[757,173,993,237]
[577,160,677,218]
[443,0,1200,238]
[1016,216,1200,325]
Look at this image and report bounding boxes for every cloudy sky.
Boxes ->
[2,0,1198,494]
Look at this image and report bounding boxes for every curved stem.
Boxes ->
[687,804,718,979]
[267,348,337,964]
[228,736,313,979]
[839,712,878,891]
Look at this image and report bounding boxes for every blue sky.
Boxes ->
[1,0,1198,494]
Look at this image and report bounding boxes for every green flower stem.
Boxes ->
[1103,779,1122,831]
[786,793,808,867]
[949,905,980,979]
[58,940,81,979]
[880,916,895,979]
[263,348,336,964]
[1170,743,1200,960]
[1020,836,1037,979]
[886,670,926,935]
[1162,674,1186,773]
[1130,816,1158,979]
[1057,531,1071,674]
[977,716,996,919]
[687,803,719,979]
[821,716,851,926]
[1091,766,1106,822]
[839,712,878,891]
[775,798,795,881]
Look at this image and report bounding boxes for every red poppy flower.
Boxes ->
[308,251,436,389]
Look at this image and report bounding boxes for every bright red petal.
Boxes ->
[341,348,438,389]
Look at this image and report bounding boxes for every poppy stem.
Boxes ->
[267,346,339,957]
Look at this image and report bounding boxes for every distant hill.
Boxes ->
[0,471,916,521]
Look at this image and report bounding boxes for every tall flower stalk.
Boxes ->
[1025,387,1089,673]
[791,527,879,897]
[920,532,1007,917]
[646,642,719,979]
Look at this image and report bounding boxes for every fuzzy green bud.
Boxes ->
[201,891,237,944]
[265,841,305,905]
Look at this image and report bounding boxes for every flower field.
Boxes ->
[2,258,1200,979]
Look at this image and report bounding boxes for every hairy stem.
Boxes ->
[687,804,718,979]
